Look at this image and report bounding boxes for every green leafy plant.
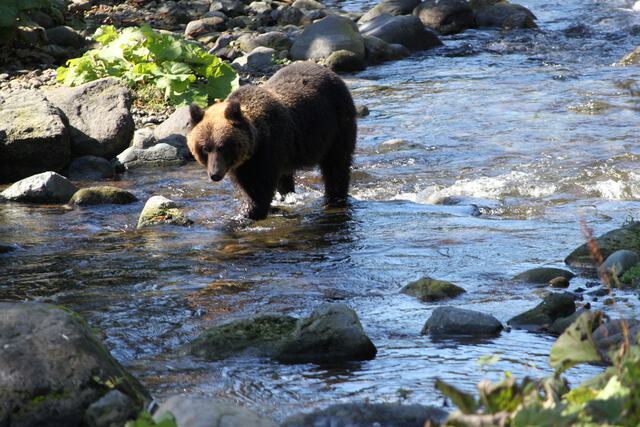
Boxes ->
[56,24,239,107]
[125,411,177,427]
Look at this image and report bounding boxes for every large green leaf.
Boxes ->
[549,311,603,373]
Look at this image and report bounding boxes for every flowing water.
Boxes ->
[2,0,640,420]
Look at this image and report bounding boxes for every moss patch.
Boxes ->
[69,186,137,206]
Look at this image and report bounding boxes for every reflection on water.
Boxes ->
[2,0,640,420]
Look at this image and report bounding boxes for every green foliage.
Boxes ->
[620,264,640,287]
[439,311,640,426]
[56,25,239,107]
[125,411,177,427]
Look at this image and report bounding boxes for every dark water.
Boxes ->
[2,0,640,420]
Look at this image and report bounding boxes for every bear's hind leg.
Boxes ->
[320,149,352,204]
[276,174,295,199]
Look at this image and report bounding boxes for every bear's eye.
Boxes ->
[201,145,211,154]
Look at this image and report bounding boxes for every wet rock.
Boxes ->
[324,49,366,72]
[186,314,298,359]
[290,15,366,61]
[549,276,570,288]
[413,0,475,35]
[618,46,640,65]
[359,0,420,24]
[66,156,116,181]
[470,0,536,29]
[507,292,576,332]
[363,35,410,64]
[233,46,275,70]
[153,105,193,146]
[0,302,149,427]
[282,402,448,427]
[46,26,85,48]
[185,17,227,39]
[1,171,78,204]
[292,0,325,10]
[421,306,503,336]
[132,127,157,149]
[210,0,246,17]
[0,244,18,254]
[276,303,377,363]
[565,222,640,268]
[512,267,574,284]
[83,390,137,427]
[593,318,640,357]
[238,31,291,52]
[359,14,442,52]
[69,186,137,206]
[548,309,585,335]
[377,138,421,153]
[45,78,135,160]
[0,89,70,182]
[154,396,277,427]
[137,195,193,228]
[113,141,191,171]
[356,104,370,117]
[601,249,640,277]
[401,276,465,302]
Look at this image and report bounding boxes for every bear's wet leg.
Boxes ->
[276,174,295,199]
[320,151,352,205]
[238,178,277,220]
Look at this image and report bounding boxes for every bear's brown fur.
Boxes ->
[187,61,357,220]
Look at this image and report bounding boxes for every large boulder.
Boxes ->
[1,171,77,203]
[137,196,193,228]
[0,302,149,427]
[359,14,442,52]
[600,249,640,277]
[507,292,576,332]
[153,105,193,146]
[113,142,191,171]
[470,0,536,29]
[422,306,503,336]
[66,155,116,181]
[154,396,277,427]
[275,303,377,363]
[565,222,640,268]
[413,0,475,34]
[282,402,448,427]
[237,31,291,53]
[0,89,70,183]
[290,15,366,61]
[401,276,465,302]
[363,35,410,64]
[44,78,135,159]
[359,0,420,23]
[512,267,574,284]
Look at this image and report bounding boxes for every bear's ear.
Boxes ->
[189,103,205,126]
[224,99,243,122]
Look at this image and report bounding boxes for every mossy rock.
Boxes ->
[512,267,574,284]
[618,46,640,66]
[508,292,576,332]
[620,264,640,288]
[69,186,137,206]
[186,315,298,360]
[137,196,193,228]
[565,222,640,268]
[401,277,465,302]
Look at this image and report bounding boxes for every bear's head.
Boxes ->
[187,100,255,182]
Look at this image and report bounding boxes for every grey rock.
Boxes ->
[413,0,475,34]
[422,306,503,336]
[210,0,246,17]
[238,31,291,52]
[1,171,78,204]
[84,390,137,427]
[363,35,409,64]
[359,14,442,52]
[593,318,640,357]
[113,142,191,171]
[359,0,420,24]
[565,222,640,268]
[153,106,193,145]
[16,23,48,47]
[233,46,275,70]
[153,396,277,427]
[356,105,370,117]
[292,0,325,10]
[618,46,640,66]
[290,15,365,61]
[548,309,585,336]
[137,195,193,228]
[276,6,305,25]
[471,1,536,29]
[282,402,448,427]
[185,17,227,39]
[0,302,149,427]
[69,186,137,206]
[46,26,85,48]
[324,49,366,72]
[69,0,94,12]
[276,303,377,363]
[29,10,57,29]
[248,1,272,14]
[66,156,115,180]
[508,292,576,332]
[0,89,70,183]
[132,127,157,149]
[601,249,640,277]
[45,78,134,160]
[0,244,18,253]
[512,267,574,284]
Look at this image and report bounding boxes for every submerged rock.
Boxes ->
[0,302,149,427]
[512,267,574,284]
[470,0,536,29]
[1,171,78,204]
[401,276,465,302]
[359,0,421,24]
[0,89,70,182]
[276,303,377,363]
[413,0,475,35]
[422,306,503,336]
[324,49,366,72]
[600,249,640,277]
[508,292,576,332]
[565,222,640,268]
[69,186,137,206]
[290,15,365,61]
[45,78,134,160]
[282,402,448,427]
[137,196,193,228]
[618,46,640,65]
[154,396,277,427]
[186,314,298,359]
[359,14,442,52]
[548,309,586,336]
[363,35,410,64]
[66,155,116,180]
[83,390,138,427]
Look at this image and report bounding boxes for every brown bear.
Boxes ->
[187,61,357,220]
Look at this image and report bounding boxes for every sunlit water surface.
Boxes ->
[2,0,640,420]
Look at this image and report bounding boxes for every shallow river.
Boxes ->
[2,0,640,420]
